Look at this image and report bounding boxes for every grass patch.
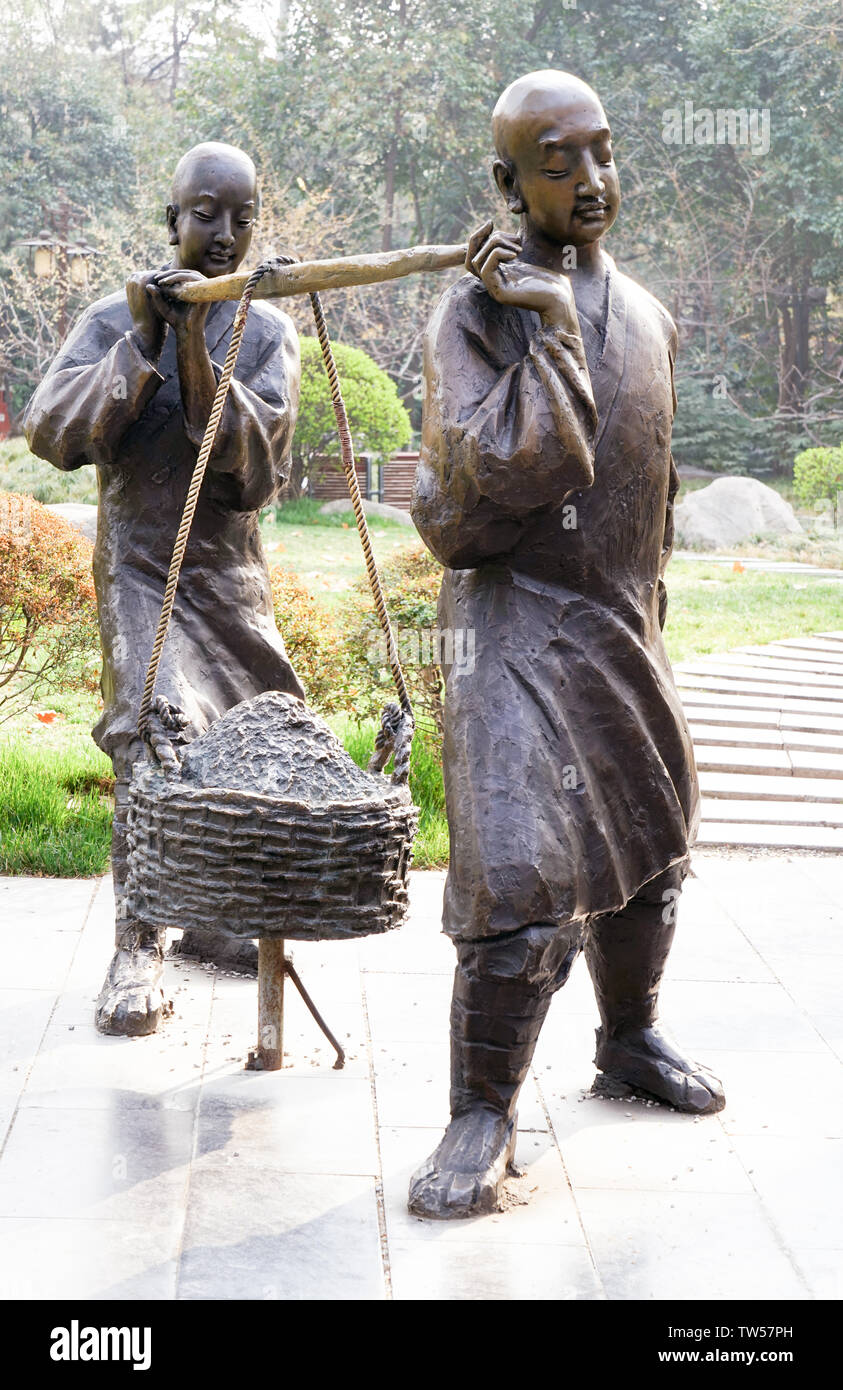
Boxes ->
[663,557,843,662]
[0,437,98,506]
[329,714,448,870]
[261,499,417,610]
[0,736,114,876]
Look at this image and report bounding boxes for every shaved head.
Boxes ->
[167,141,258,276]
[493,70,607,167]
[171,142,257,206]
[490,69,619,252]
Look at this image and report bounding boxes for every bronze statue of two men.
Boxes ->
[25,69,725,1224]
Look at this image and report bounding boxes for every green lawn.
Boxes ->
[663,557,843,662]
[261,498,415,610]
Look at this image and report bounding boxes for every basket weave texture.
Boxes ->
[126,692,419,941]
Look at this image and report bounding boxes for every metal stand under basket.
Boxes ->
[246,940,346,1072]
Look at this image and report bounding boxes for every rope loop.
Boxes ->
[367,701,414,787]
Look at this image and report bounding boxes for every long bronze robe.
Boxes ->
[412,257,699,941]
[24,291,303,773]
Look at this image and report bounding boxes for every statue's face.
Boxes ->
[169,155,257,277]
[502,86,620,249]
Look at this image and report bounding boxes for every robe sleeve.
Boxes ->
[412,279,597,570]
[195,309,300,513]
[22,306,165,471]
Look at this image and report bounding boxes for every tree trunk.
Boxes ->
[169,1,181,103]
[382,134,397,253]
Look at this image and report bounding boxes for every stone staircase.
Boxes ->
[675,632,843,850]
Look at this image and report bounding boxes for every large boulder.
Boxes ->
[45,502,98,543]
[674,477,802,550]
[319,498,414,526]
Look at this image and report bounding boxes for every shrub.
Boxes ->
[341,543,445,741]
[269,564,357,714]
[0,491,100,723]
[272,544,446,740]
[295,336,411,488]
[793,445,843,527]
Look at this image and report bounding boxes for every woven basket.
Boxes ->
[126,692,418,942]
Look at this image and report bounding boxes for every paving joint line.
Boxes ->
[173,954,218,1301]
[359,964,393,1301]
[531,1066,606,1297]
[716,1108,815,1300]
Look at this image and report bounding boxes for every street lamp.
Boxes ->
[18,198,98,338]
[21,230,58,278]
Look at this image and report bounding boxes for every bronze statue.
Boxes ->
[24,143,303,1035]
[409,70,725,1219]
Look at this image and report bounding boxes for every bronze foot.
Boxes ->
[408,1107,517,1219]
[172,929,258,975]
[95,943,170,1037]
[593,1024,725,1114]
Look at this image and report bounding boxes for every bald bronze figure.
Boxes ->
[24,143,302,1035]
[409,71,725,1219]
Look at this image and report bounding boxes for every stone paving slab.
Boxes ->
[0,856,840,1302]
[690,723,843,752]
[680,634,843,849]
[697,770,843,801]
[695,745,843,777]
[700,797,843,826]
[694,746,792,774]
[674,555,843,579]
[723,644,843,666]
[677,673,843,702]
[696,823,843,850]
[678,688,843,716]
[684,704,843,733]
[679,658,843,687]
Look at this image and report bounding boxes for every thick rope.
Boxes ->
[308,290,413,719]
[137,262,272,744]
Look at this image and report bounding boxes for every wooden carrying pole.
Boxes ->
[170,241,467,303]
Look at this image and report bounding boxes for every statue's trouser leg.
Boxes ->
[584,864,725,1113]
[175,927,259,973]
[95,760,168,1036]
[110,778,161,950]
[408,920,583,1219]
[450,922,584,1116]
